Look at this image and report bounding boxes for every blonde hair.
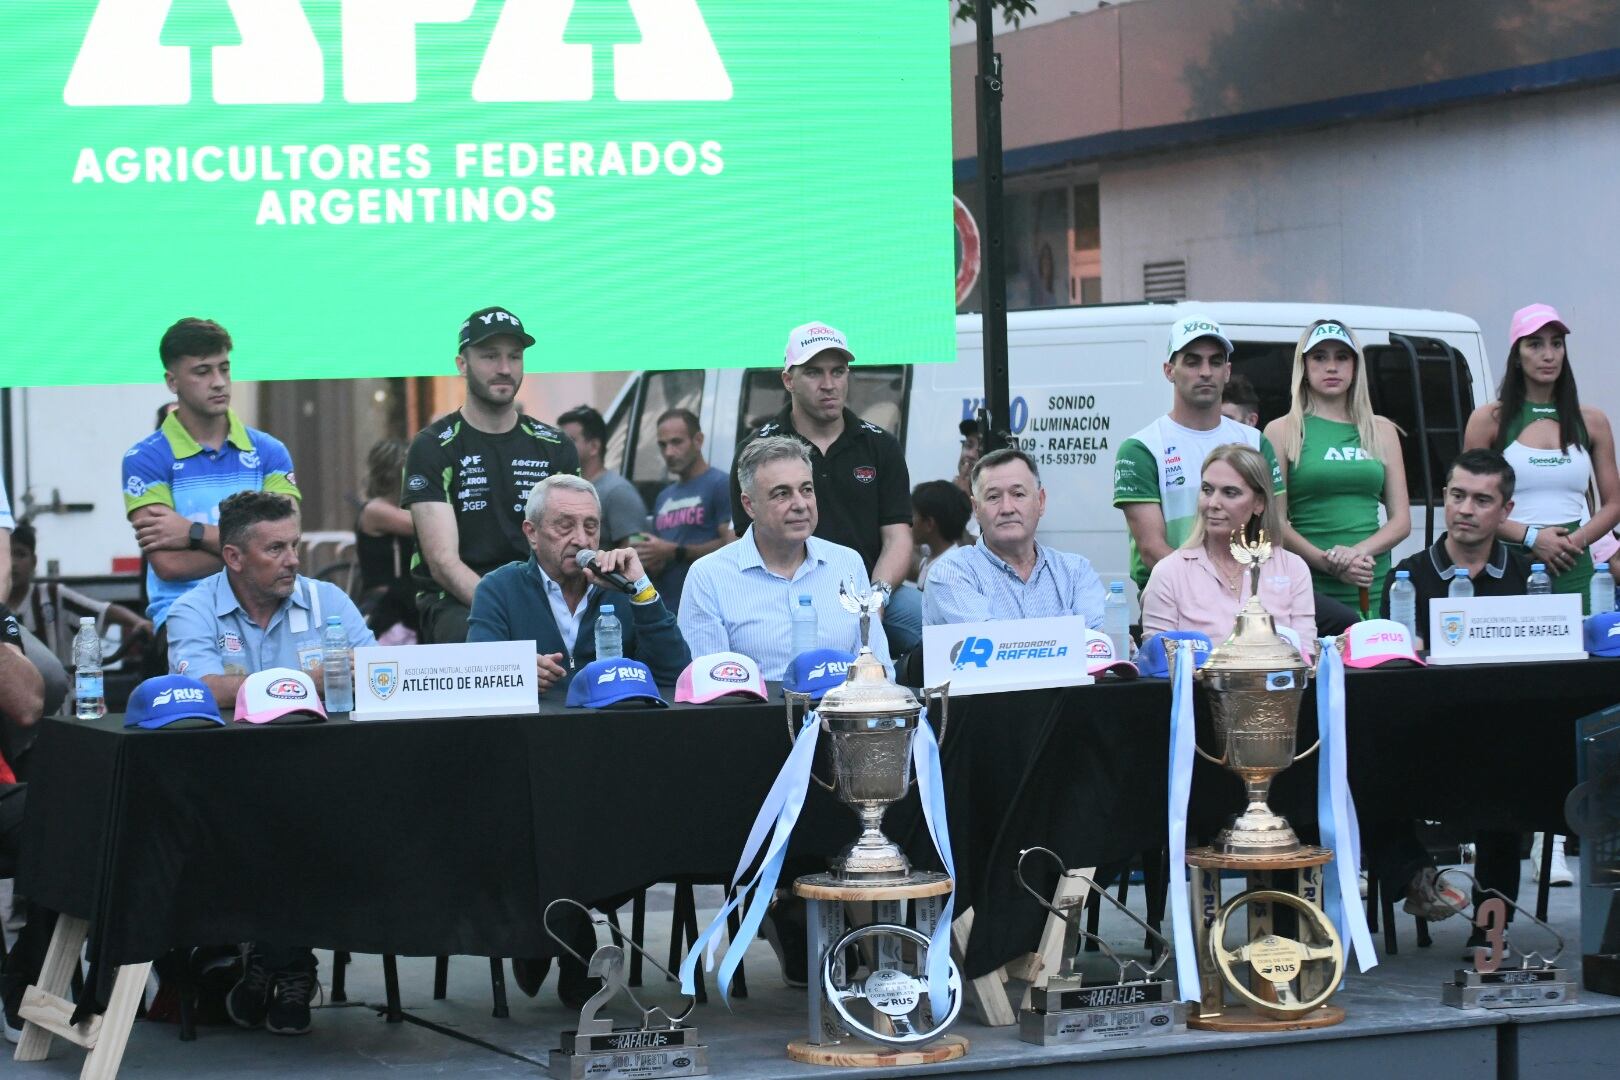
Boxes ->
[1184,444,1284,551]
[1276,319,1383,469]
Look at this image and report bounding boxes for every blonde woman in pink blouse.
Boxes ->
[1141,443,1317,652]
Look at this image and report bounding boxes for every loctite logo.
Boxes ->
[66,0,733,106]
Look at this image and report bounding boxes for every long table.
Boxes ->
[18,659,1619,999]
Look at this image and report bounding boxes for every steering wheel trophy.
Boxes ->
[1168,533,1347,1030]
[1015,847,1189,1044]
[1433,870,1579,1009]
[543,899,708,1079]
[783,581,967,1067]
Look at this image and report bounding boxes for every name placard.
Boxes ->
[922,615,1095,697]
[353,640,539,721]
[1426,595,1586,666]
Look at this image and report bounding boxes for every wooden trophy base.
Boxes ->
[1188,1005,1345,1032]
[787,1034,970,1068]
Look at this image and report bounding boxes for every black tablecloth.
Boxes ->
[19,659,1620,987]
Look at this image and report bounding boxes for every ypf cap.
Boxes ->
[784,322,854,371]
[459,306,536,350]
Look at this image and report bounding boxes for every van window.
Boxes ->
[1228,343,1296,428]
[735,367,912,449]
[1366,338,1475,506]
[619,370,706,507]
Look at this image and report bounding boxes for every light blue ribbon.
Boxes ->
[679,709,821,1003]
[1315,638,1378,975]
[1165,646,1202,1002]
[911,711,956,1019]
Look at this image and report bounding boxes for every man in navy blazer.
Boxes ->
[468,473,690,695]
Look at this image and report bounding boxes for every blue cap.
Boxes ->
[1584,613,1620,657]
[1136,631,1214,679]
[565,658,668,709]
[784,649,856,702]
[124,675,224,729]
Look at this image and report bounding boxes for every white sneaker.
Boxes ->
[1459,842,1476,864]
[1532,834,1575,886]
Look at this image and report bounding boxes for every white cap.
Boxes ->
[676,652,769,704]
[784,322,854,371]
[1304,321,1359,355]
[1167,313,1234,358]
[1081,629,1138,678]
[233,667,328,725]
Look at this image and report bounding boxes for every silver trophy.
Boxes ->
[1436,871,1579,1010]
[1016,848,1188,1045]
[544,900,708,1079]
[785,579,950,886]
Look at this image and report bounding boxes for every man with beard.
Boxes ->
[404,307,582,644]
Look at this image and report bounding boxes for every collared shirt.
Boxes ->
[922,538,1107,629]
[122,410,300,627]
[1141,544,1316,651]
[166,571,374,679]
[679,528,892,681]
[533,561,601,655]
[730,406,910,575]
[1379,534,1529,619]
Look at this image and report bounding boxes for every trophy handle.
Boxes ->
[784,688,837,792]
[1435,868,1567,968]
[1016,846,1172,981]
[1293,738,1321,763]
[544,897,699,1026]
[1193,743,1227,767]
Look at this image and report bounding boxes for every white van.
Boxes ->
[599,301,1494,589]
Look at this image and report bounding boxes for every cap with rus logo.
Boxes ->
[784,322,855,371]
[566,658,668,709]
[459,306,537,350]
[125,674,225,729]
[783,649,857,702]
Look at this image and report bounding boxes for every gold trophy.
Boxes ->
[1168,532,1347,1031]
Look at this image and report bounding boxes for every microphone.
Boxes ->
[575,549,637,594]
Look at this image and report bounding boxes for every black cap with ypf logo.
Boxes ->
[459,306,537,350]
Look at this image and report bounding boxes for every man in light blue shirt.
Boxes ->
[680,437,891,681]
[924,448,1106,627]
[167,491,373,710]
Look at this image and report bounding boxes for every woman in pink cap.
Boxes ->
[1464,303,1620,611]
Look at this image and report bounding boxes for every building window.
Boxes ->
[954,176,1102,311]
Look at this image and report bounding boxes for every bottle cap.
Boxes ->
[601,604,615,615]
[1396,570,1410,579]
[1532,563,1546,573]
[1456,568,1469,577]
[798,594,812,605]
[1109,581,1124,593]
[80,615,95,626]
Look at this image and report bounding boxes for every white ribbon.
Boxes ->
[911,711,956,1019]
[1165,646,1202,1002]
[680,709,821,1002]
[1315,638,1378,974]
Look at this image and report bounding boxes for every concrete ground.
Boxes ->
[7,860,1618,1078]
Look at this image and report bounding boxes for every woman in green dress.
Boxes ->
[1264,319,1410,618]
[1463,304,1620,613]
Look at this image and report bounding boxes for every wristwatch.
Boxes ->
[1523,525,1541,552]
[188,522,205,551]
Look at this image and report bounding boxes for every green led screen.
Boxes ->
[0,1,955,386]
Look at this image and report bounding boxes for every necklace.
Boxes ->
[1209,550,1243,593]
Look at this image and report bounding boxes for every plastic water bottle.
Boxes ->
[1448,567,1474,599]
[1103,582,1131,660]
[1389,570,1418,643]
[595,604,623,660]
[322,616,354,713]
[73,616,105,719]
[1528,563,1553,595]
[791,594,818,656]
[1592,563,1615,615]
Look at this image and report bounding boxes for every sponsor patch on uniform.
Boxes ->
[125,476,147,497]
[853,465,876,483]
[220,633,243,654]
[240,450,260,469]
[406,474,430,492]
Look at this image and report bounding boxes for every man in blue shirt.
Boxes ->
[632,408,735,615]
[163,491,372,1036]
[123,318,300,632]
[923,448,1106,628]
[467,474,689,695]
[681,436,891,681]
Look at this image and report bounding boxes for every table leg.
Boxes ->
[382,954,402,1023]
[14,914,88,1062]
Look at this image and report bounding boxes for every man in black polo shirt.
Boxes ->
[730,322,918,652]
[1377,448,1528,951]
[403,307,581,645]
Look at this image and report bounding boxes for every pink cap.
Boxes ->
[233,667,329,724]
[784,322,854,371]
[1341,619,1425,669]
[1081,629,1138,679]
[676,652,768,704]
[1508,303,1569,347]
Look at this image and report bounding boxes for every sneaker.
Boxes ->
[265,970,316,1036]
[1402,867,1465,922]
[760,896,808,988]
[225,951,272,1030]
[1462,928,1513,965]
[4,973,27,1044]
[1531,835,1575,887]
